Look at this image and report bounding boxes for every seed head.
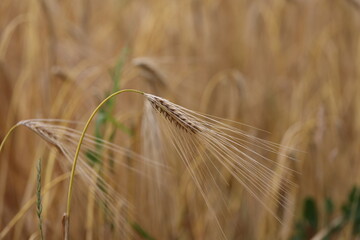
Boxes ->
[145,94,201,134]
[19,120,62,151]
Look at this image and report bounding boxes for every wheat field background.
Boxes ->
[0,0,360,239]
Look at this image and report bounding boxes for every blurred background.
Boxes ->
[1,0,360,239]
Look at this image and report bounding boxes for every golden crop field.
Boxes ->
[0,0,360,239]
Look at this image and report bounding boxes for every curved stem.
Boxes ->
[65,89,144,221]
[0,123,19,153]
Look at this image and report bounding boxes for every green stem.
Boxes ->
[65,89,144,227]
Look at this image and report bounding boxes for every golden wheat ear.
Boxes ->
[142,93,299,239]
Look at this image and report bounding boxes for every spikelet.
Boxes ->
[145,94,202,134]
[19,120,64,152]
